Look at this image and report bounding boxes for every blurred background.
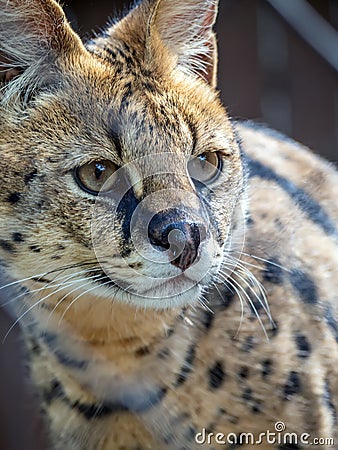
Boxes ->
[0,1,337,449]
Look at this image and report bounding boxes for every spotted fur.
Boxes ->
[0,1,337,449]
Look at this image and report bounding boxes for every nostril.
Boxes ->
[148,211,208,269]
[167,228,186,258]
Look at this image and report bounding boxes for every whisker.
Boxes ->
[45,275,103,328]
[2,273,102,342]
[218,272,269,341]
[0,268,102,308]
[0,260,100,293]
[57,278,115,328]
[226,255,267,272]
[220,267,272,322]
[217,277,245,339]
[225,257,270,310]
[231,250,290,273]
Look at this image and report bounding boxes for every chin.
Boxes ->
[98,280,204,310]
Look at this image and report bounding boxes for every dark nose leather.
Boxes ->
[148,210,206,270]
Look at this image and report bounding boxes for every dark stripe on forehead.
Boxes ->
[109,129,123,156]
[245,154,338,238]
[116,186,140,256]
[185,117,198,155]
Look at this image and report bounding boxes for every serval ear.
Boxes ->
[150,0,219,87]
[0,0,82,98]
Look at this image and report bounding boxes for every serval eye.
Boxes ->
[74,160,117,195]
[187,152,221,184]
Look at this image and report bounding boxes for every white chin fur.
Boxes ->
[99,282,203,310]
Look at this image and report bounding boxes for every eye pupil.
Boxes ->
[187,152,221,184]
[95,163,105,180]
[74,160,116,195]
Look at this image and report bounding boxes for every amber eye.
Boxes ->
[74,160,117,195]
[187,152,221,183]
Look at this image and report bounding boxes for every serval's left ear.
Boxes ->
[0,0,83,97]
[150,0,219,87]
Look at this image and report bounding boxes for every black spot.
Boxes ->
[269,321,279,337]
[242,387,252,401]
[12,232,24,243]
[121,386,167,413]
[7,192,21,203]
[128,262,142,269]
[252,404,261,413]
[157,348,170,359]
[242,388,262,413]
[162,432,175,445]
[54,351,88,370]
[135,346,150,357]
[41,334,86,369]
[32,276,51,284]
[283,371,301,400]
[0,240,14,252]
[29,245,41,253]
[208,361,225,390]
[28,337,41,356]
[245,154,338,238]
[43,379,64,404]
[183,425,198,442]
[24,168,37,184]
[324,304,338,343]
[227,435,245,448]
[261,359,273,378]
[41,332,57,347]
[174,344,196,387]
[218,288,235,309]
[241,336,255,352]
[295,334,311,358]
[289,269,318,305]
[238,367,249,379]
[45,376,166,419]
[202,310,214,329]
[323,379,337,423]
[73,400,121,420]
[246,215,254,226]
[263,259,284,284]
[229,415,239,424]
[167,327,174,337]
[211,284,235,310]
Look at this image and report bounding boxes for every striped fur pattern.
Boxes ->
[0,0,337,449]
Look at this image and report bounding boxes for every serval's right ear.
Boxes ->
[0,0,83,99]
